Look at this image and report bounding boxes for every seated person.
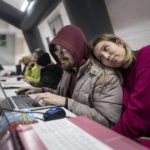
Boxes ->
[16,55,32,76]
[24,48,44,84]
[33,52,63,89]
[91,33,150,148]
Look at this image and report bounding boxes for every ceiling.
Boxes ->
[0,0,28,35]
[2,0,26,11]
[0,0,61,36]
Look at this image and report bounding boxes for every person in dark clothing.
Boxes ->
[36,52,63,89]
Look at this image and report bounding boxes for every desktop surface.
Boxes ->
[3,116,147,150]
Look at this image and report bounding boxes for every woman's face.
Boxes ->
[32,52,38,62]
[94,40,126,68]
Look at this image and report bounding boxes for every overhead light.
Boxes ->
[21,0,29,12]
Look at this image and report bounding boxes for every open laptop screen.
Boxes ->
[0,82,8,99]
[0,106,10,139]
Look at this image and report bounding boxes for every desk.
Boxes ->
[69,116,149,150]
[0,80,149,149]
[1,116,148,150]
[0,80,76,121]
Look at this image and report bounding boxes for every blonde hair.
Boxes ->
[32,48,45,57]
[21,55,32,65]
[89,56,123,88]
[91,33,135,68]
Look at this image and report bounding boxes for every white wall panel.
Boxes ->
[105,0,150,50]
[0,34,15,65]
[38,2,70,62]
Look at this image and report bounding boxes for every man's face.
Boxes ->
[54,45,75,70]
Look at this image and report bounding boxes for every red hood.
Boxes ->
[49,25,88,70]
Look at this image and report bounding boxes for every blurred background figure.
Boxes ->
[16,55,32,76]
[1,55,32,77]
[24,48,44,84]
[34,52,63,89]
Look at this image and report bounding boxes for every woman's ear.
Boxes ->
[116,38,124,46]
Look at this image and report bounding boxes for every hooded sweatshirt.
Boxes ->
[49,25,88,97]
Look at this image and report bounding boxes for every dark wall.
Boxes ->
[23,28,45,52]
[63,0,113,41]
[0,1,23,28]
[21,0,61,31]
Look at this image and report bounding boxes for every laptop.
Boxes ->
[0,82,42,110]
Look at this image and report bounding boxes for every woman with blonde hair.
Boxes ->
[18,54,32,75]
[91,33,150,148]
[24,48,44,84]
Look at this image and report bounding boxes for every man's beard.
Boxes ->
[60,60,74,71]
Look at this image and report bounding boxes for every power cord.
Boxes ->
[0,107,72,121]
[1,107,44,114]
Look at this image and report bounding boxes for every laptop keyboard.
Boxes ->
[11,95,35,109]
[0,98,13,110]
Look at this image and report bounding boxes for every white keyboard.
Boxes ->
[32,119,113,150]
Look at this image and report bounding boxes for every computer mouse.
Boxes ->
[43,107,66,121]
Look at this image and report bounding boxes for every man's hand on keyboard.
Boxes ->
[32,92,66,107]
[16,86,42,95]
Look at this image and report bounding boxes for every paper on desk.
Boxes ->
[1,80,30,88]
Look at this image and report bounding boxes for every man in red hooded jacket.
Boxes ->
[17,25,88,98]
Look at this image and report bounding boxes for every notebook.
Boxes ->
[0,107,38,150]
[0,82,42,110]
[30,118,113,150]
[0,109,37,136]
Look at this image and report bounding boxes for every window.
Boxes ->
[0,34,7,47]
[49,15,63,36]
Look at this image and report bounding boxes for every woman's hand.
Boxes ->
[32,92,66,106]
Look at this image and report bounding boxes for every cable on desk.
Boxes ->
[31,105,62,111]
[1,107,44,114]
[35,117,45,121]
[0,107,73,121]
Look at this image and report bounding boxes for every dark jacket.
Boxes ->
[37,64,62,89]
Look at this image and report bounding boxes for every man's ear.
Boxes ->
[116,38,124,46]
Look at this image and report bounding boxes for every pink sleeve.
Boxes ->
[113,47,150,139]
